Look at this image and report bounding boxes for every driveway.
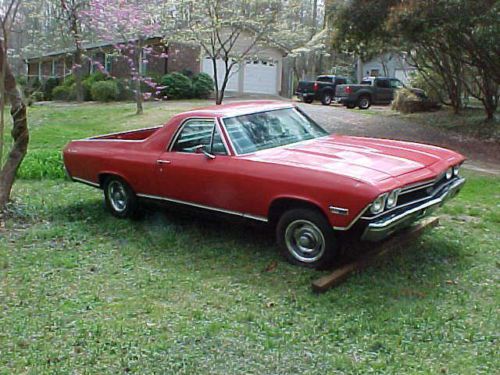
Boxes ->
[297,103,500,175]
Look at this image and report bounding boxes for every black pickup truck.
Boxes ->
[295,75,347,105]
[335,77,407,109]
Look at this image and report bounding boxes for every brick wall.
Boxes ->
[167,42,201,75]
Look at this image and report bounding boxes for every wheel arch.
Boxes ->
[98,171,132,189]
[268,197,330,227]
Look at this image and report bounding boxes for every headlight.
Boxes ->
[453,164,460,176]
[445,167,453,180]
[370,193,387,214]
[386,189,400,209]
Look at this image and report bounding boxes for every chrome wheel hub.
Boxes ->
[108,181,127,212]
[285,220,325,263]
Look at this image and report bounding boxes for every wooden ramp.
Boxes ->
[311,216,440,293]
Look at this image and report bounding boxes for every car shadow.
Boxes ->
[52,199,465,294]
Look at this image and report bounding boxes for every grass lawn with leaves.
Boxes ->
[0,102,499,373]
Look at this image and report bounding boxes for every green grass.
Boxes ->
[0,101,499,373]
[1,170,498,374]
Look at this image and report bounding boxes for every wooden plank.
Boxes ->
[311,216,440,293]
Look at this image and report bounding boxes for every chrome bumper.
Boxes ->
[361,177,466,242]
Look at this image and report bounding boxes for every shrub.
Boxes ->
[116,79,135,101]
[62,75,75,87]
[160,72,192,99]
[192,73,214,99]
[52,85,73,101]
[31,91,45,102]
[90,80,119,102]
[391,88,440,113]
[409,70,446,103]
[17,150,66,179]
[16,75,28,87]
[42,77,60,100]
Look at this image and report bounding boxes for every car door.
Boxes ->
[374,78,393,103]
[153,118,242,212]
[389,78,404,100]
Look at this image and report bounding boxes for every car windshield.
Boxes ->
[222,107,328,154]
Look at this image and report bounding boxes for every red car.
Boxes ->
[63,101,465,269]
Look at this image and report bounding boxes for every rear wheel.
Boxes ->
[358,95,371,109]
[277,208,338,269]
[303,97,314,104]
[103,176,139,218]
[346,103,356,109]
[321,92,333,105]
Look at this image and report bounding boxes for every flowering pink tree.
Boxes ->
[82,0,164,114]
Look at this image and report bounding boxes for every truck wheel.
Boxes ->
[346,103,356,109]
[303,97,314,104]
[103,176,139,219]
[277,208,338,270]
[358,96,371,109]
[321,92,333,106]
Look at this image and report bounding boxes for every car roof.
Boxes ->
[177,100,295,119]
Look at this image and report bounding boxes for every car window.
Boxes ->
[223,108,328,155]
[171,119,227,155]
[390,79,403,89]
[376,79,391,88]
[317,76,332,82]
[361,79,372,85]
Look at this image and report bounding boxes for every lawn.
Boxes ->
[0,102,499,374]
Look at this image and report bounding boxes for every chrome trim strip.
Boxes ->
[400,178,436,193]
[136,193,268,222]
[72,177,100,188]
[400,182,434,195]
[329,206,349,216]
[332,204,371,231]
[361,177,461,220]
[361,177,465,241]
[167,117,230,156]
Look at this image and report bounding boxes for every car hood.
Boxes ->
[242,135,464,184]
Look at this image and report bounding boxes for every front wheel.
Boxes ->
[277,208,338,269]
[103,176,139,218]
[303,97,314,104]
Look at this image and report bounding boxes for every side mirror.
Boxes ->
[194,144,216,160]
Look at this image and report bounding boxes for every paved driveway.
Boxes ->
[297,102,500,175]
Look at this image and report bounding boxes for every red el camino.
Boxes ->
[63,101,465,269]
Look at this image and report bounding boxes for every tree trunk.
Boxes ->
[134,41,143,115]
[0,40,29,211]
[73,48,84,102]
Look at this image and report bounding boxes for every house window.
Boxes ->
[139,49,147,75]
[104,54,112,73]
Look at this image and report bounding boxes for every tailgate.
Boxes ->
[296,81,315,93]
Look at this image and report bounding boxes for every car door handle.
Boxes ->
[156,159,171,165]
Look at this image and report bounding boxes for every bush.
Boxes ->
[160,72,192,99]
[42,77,60,100]
[62,75,75,87]
[116,79,134,101]
[409,70,447,103]
[52,85,73,101]
[31,91,45,102]
[90,80,119,102]
[192,73,214,99]
[391,88,440,113]
[17,150,66,179]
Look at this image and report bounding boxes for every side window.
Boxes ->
[171,119,227,155]
[376,79,390,88]
[317,76,332,82]
[390,79,403,89]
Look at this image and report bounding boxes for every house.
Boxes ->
[199,31,287,96]
[25,37,200,81]
[356,52,417,83]
[25,32,288,97]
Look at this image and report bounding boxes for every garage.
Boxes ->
[243,60,279,95]
[201,57,240,91]
[201,54,281,95]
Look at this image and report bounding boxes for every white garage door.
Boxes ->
[243,60,279,95]
[202,57,239,91]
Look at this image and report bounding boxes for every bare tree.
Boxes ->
[0,0,29,210]
[180,0,279,104]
